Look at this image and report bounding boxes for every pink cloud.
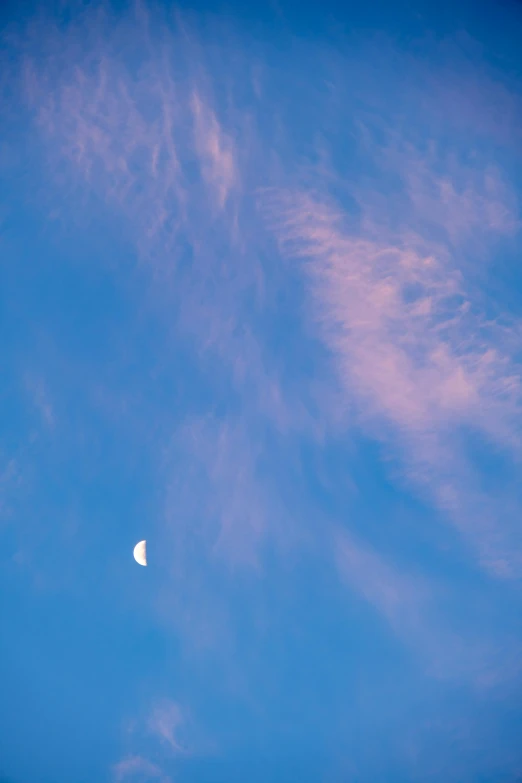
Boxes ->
[351,129,520,249]
[334,529,522,687]
[148,700,188,754]
[397,148,520,242]
[113,755,171,783]
[18,9,240,273]
[264,186,522,576]
[165,415,268,572]
[24,46,185,256]
[334,529,429,630]
[191,89,238,210]
[266,188,517,429]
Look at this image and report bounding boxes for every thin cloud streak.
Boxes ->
[334,529,428,630]
[148,700,188,755]
[191,89,238,210]
[335,528,522,687]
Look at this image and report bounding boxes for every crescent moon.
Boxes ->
[133,540,147,566]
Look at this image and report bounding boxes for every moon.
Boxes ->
[133,540,147,566]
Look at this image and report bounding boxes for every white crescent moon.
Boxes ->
[133,540,147,566]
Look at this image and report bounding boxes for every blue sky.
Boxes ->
[1,0,522,781]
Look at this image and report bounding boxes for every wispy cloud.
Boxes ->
[18,7,241,272]
[148,700,188,755]
[0,456,21,525]
[191,89,238,210]
[380,142,520,243]
[334,529,428,630]
[164,415,269,572]
[25,373,55,429]
[113,755,171,783]
[154,413,280,667]
[335,528,522,687]
[17,5,290,424]
[263,180,522,576]
[24,37,184,259]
